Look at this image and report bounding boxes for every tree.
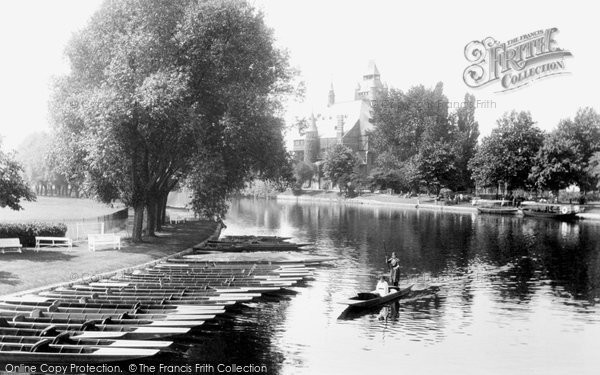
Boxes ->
[294,161,314,188]
[323,144,358,191]
[529,133,582,194]
[554,107,600,191]
[453,94,480,190]
[51,0,294,240]
[0,141,35,210]
[415,140,456,193]
[469,111,543,191]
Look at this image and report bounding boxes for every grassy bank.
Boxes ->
[0,220,218,297]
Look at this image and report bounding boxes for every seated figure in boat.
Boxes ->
[375,276,390,296]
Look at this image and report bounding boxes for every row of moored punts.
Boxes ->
[0,235,329,363]
[193,235,311,252]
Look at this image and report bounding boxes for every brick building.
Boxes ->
[292,60,384,175]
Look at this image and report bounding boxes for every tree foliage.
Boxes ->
[323,144,358,190]
[469,111,543,190]
[529,133,582,193]
[0,141,35,210]
[51,0,294,240]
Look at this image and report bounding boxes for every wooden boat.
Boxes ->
[221,235,293,242]
[520,202,581,220]
[477,206,519,215]
[0,339,159,362]
[0,308,217,322]
[338,285,413,308]
[0,333,173,348]
[0,312,207,329]
[0,298,230,313]
[0,318,190,340]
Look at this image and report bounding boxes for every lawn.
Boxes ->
[0,196,125,222]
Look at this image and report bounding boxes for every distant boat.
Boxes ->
[338,285,413,309]
[476,200,519,215]
[520,202,582,220]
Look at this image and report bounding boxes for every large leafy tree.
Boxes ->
[469,111,543,191]
[323,144,358,191]
[529,133,582,194]
[51,0,294,241]
[0,140,35,210]
[554,107,600,191]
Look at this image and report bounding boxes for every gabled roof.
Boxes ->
[310,100,372,138]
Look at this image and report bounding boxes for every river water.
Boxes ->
[163,198,600,375]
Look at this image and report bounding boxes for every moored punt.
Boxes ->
[0,319,190,340]
[0,312,207,329]
[0,334,173,349]
[38,291,260,304]
[338,285,413,309]
[0,339,159,363]
[87,282,283,294]
[0,299,229,313]
[0,308,217,322]
[520,202,581,220]
[477,206,519,215]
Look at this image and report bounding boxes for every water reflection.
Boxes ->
[217,199,600,374]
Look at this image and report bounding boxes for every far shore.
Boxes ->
[276,190,600,219]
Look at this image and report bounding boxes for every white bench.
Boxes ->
[169,215,186,224]
[35,237,73,252]
[88,234,121,252]
[0,238,22,254]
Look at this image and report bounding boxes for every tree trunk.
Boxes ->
[131,202,145,242]
[155,198,163,232]
[146,196,157,237]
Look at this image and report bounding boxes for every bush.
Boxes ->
[0,222,68,247]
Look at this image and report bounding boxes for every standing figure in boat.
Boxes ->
[387,252,400,286]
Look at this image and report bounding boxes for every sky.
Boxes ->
[0,0,598,151]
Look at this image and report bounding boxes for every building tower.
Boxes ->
[328,82,335,107]
[304,113,320,163]
[354,60,384,102]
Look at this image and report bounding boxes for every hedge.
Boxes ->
[0,223,68,247]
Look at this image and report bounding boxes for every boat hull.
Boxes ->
[339,285,413,308]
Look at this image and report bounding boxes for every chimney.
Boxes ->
[336,115,344,142]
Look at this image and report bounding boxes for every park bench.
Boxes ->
[35,237,73,252]
[169,215,186,224]
[0,238,23,254]
[88,234,121,252]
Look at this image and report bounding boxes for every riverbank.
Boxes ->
[0,220,218,297]
[277,190,600,219]
[277,191,476,213]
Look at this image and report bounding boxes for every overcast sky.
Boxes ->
[0,0,597,150]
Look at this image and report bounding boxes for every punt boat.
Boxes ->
[520,202,581,220]
[338,285,413,308]
[0,339,159,363]
[0,318,190,340]
[0,333,173,348]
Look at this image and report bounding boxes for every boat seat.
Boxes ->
[40,325,59,337]
[29,309,42,318]
[81,320,96,331]
[12,314,26,322]
[51,332,71,345]
[47,301,60,312]
[119,312,132,319]
[31,339,52,352]
[102,317,113,325]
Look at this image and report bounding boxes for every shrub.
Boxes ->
[0,222,68,247]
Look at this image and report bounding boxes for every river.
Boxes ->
[161,198,600,375]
